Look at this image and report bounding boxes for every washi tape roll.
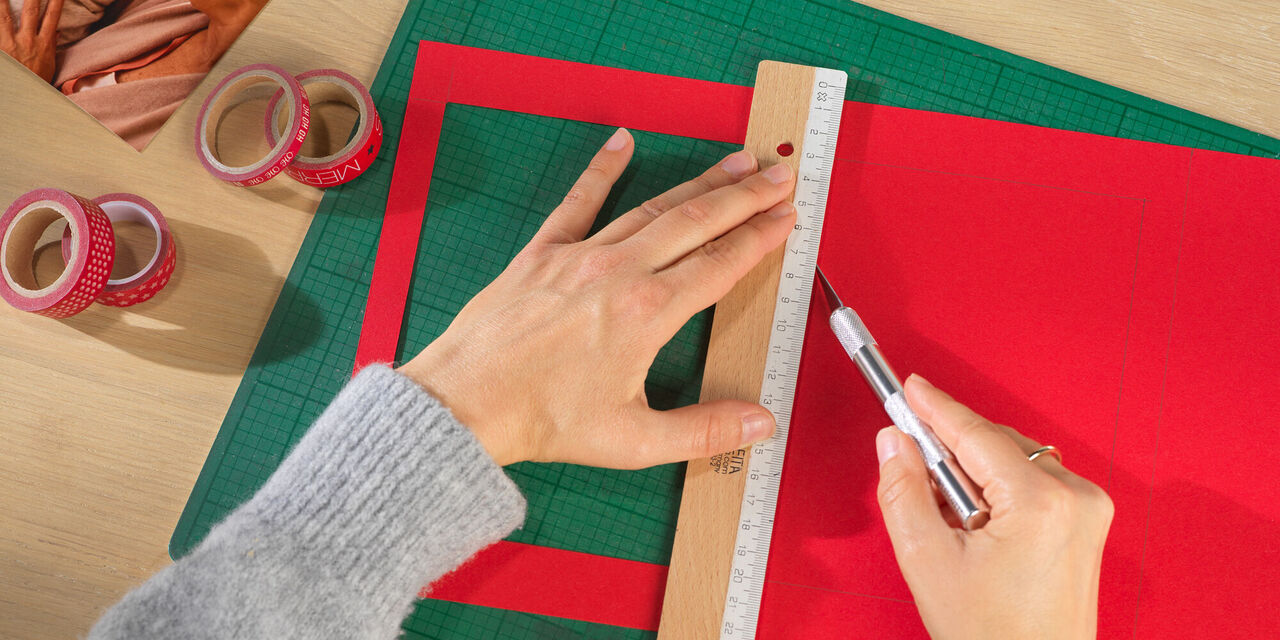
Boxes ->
[196,63,311,186]
[59,194,176,307]
[0,188,115,318]
[263,69,383,187]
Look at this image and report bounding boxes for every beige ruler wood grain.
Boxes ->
[657,61,816,640]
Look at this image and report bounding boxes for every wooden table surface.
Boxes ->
[0,1,1275,638]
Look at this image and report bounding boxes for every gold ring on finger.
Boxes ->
[1027,445,1063,464]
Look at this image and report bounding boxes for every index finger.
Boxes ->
[0,1,15,42]
[902,375,1047,496]
[40,0,62,38]
[20,0,39,35]
[624,162,794,269]
[659,200,795,323]
[591,150,757,245]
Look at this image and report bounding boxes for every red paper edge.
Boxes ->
[423,540,668,631]
[355,41,753,371]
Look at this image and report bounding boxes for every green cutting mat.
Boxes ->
[172,1,1280,638]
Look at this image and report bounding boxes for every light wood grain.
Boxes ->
[859,0,1279,140]
[0,1,407,638]
[658,61,813,640]
[1,2,1277,639]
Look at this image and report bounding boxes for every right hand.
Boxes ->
[0,0,62,83]
[876,375,1114,639]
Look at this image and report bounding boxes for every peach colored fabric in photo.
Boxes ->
[51,0,209,149]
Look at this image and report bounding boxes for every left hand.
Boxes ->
[0,0,63,83]
[399,128,799,469]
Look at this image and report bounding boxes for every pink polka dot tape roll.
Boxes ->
[263,68,383,187]
[59,193,176,307]
[0,188,115,318]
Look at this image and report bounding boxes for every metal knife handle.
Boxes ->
[931,456,990,530]
[829,307,991,530]
[831,308,896,400]
[885,391,990,529]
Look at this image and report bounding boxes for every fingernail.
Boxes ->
[742,412,775,443]
[908,373,933,388]
[767,202,795,218]
[763,163,793,184]
[720,150,754,178]
[604,128,629,150]
[876,427,900,465]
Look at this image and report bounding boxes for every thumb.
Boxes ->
[875,427,957,563]
[633,400,775,467]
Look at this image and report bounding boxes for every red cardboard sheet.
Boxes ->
[360,42,1280,637]
[354,43,751,370]
[424,541,668,630]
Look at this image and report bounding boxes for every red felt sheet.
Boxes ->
[361,42,1280,637]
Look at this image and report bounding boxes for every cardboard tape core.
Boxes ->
[0,189,114,317]
[263,69,382,187]
[55,193,176,307]
[98,200,163,287]
[195,64,310,186]
[2,202,74,296]
[203,72,296,174]
[270,78,364,163]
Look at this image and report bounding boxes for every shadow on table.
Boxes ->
[56,219,323,373]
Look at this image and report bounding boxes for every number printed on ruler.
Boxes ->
[721,67,847,639]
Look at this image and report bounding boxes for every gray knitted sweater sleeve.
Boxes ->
[88,365,527,639]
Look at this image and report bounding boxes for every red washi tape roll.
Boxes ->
[263,68,383,187]
[0,188,115,318]
[196,63,311,186]
[59,194,176,307]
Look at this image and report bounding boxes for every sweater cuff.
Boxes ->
[237,364,527,594]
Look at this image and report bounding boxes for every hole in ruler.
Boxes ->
[776,142,794,157]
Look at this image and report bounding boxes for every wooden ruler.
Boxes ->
[658,61,847,639]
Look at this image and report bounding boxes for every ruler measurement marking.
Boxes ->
[719,67,847,639]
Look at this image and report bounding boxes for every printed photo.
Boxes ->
[2,0,269,150]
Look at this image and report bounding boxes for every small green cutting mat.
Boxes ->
[171,1,1279,638]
